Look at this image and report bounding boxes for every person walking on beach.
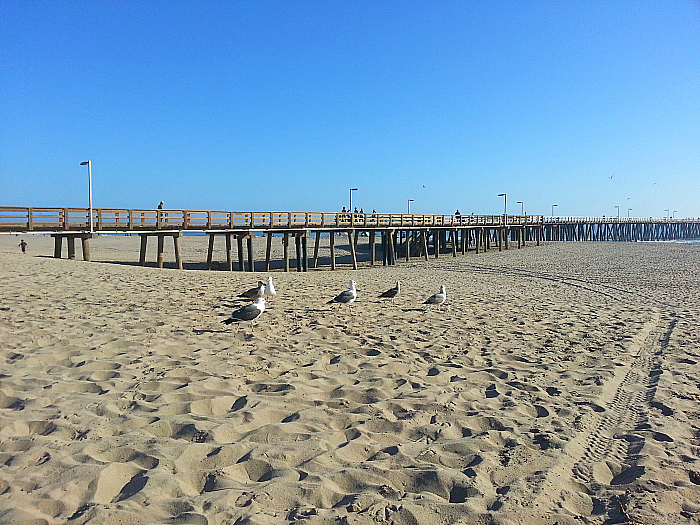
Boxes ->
[18,239,27,253]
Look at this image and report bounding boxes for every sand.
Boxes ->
[1,235,699,525]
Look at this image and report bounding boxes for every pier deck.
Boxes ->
[0,206,543,271]
[3,207,698,271]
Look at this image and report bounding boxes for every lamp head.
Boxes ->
[80,161,90,166]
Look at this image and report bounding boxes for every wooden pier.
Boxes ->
[0,206,543,271]
[3,207,698,271]
[543,216,700,242]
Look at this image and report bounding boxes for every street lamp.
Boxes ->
[349,188,359,212]
[80,161,93,233]
[551,204,557,216]
[516,201,524,215]
[627,208,632,218]
[615,205,620,218]
[497,194,507,223]
[673,210,677,218]
[664,209,669,219]
[408,199,414,214]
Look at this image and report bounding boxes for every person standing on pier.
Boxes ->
[158,201,164,209]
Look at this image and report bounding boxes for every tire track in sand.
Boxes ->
[523,308,676,518]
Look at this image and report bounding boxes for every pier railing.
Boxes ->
[0,206,544,233]
[543,216,695,224]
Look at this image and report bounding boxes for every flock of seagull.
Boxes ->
[222,276,447,330]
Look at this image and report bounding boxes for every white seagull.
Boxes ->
[424,285,446,310]
[328,280,357,311]
[379,281,400,304]
[264,276,277,302]
[238,281,265,300]
[222,297,266,331]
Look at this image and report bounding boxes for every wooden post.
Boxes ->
[421,231,429,261]
[451,229,457,257]
[81,235,91,261]
[347,231,358,270]
[405,230,411,262]
[139,235,147,265]
[312,231,321,268]
[237,237,244,271]
[283,233,289,272]
[302,234,308,272]
[54,235,63,259]
[382,231,387,266]
[247,236,254,272]
[295,234,302,272]
[265,233,272,271]
[369,231,375,265]
[227,234,233,271]
[434,230,439,259]
[388,230,396,265]
[157,234,165,268]
[354,230,360,251]
[67,236,76,260]
[393,231,399,264]
[173,234,183,270]
[330,231,336,270]
[518,227,523,248]
[206,234,215,270]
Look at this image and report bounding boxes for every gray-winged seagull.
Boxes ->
[424,285,446,309]
[379,281,400,304]
[222,297,266,331]
[238,281,265,300]
[328,280,357,311]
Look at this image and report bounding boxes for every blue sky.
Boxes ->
[1,1,698,218]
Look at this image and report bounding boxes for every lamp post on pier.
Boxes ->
[551,204,557,216]
[408,199,414,214]
[349,188,359,213]
[673,210,677,218]
[615,205,620,219]
[627,208,632,218]
[80,161,93,233]
[516,201,524,215]
[497,193,507,223]
[665,209,669,219]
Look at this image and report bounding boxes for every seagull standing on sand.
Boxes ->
[424,285,446,310]
[328,280,357,311]
[379,281,400,304]
[264,276,277,302]
[222,297,265,331]
[238,281,265,300]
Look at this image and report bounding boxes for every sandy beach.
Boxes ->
[1,236,699,525]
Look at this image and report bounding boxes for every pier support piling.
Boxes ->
[138,231,183,269]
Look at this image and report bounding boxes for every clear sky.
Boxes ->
[1,1,699,218]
